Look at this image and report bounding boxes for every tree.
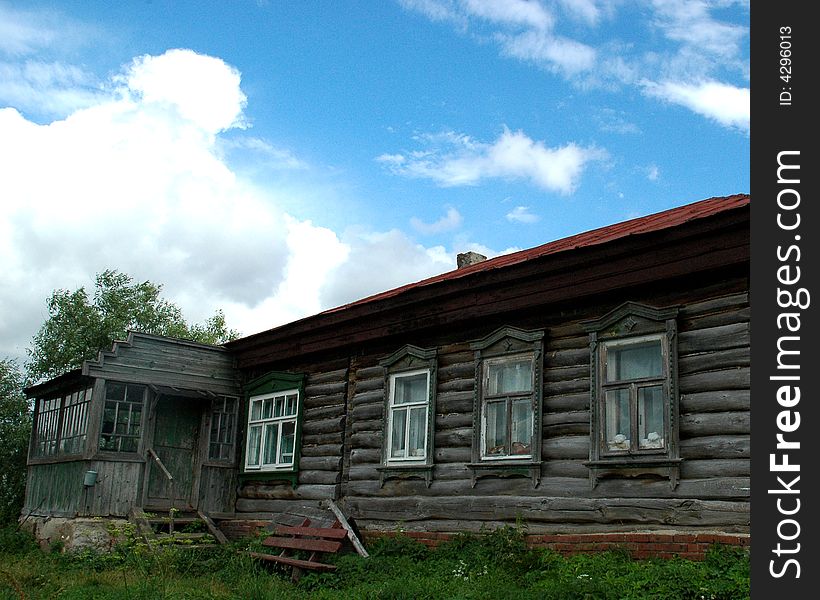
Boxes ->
[26,269,240,383]
[0,359,30,525]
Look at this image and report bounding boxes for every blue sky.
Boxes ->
[0,0,749,361]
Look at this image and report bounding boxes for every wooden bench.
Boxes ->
[248,518,348,579]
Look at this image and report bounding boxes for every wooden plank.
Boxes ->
[327,499,369,557]
[262,536,343,553]
[197,510,229,545]
[247,552,337,571]
[274,525,349,539]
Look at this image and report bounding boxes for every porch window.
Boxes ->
[31,387,93,458]
[245,390,299,470]
[386,370,431,462]
[209,396,238,461]
[99,383,145,453]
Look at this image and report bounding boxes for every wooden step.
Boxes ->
[274,525,348,539]
[247,552,337,572]
[262,536,342,553]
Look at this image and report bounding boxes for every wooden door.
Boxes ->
[145,396,203,510]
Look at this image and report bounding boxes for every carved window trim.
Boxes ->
[582,302,681,488]
[469,327,544,488]
[378,345,437,487]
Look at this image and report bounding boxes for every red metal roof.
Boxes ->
[321,194,749,315]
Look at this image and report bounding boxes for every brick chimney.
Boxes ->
[457,251,487,269]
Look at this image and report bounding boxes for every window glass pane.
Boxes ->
[390,408,407,459]
[638,385,665,449]
[510,399,532,456]
[247,425,262,466]
[274,396,283,418]
[408,406,427,458]
[285,394,298,416]
[262,398,273,420]
[484,400,508,456]
[488,359,532,394]
[126,385,145,403]
[106,383,125,401]
[280,421,296,464]
[263,423,279,465]
[251,399,262,421]
[393,373,428,405]
[605,388,631,451]
[606,339,662,382]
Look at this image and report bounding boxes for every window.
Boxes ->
[379,345,437,486]
[209,396,238,461]
[245,390,299,470]
[482,356,535,458]
[242,371,305,479]
[31,387,93,458]
[469,327,543,487]
[387,370,430,462]
[99,382,145,453]
[583,302,680,487]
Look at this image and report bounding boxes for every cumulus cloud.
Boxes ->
[411,206,464,234]
[379,127,606,195]
[506,206,540,223]
[643,80,750,132]
[0,48,459,359]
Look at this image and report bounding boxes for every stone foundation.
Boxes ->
[19,516,130,552]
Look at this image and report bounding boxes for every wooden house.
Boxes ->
[23,194,750,556]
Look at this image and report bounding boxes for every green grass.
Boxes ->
[0,526,749,599]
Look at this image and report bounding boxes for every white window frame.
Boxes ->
[480,353,536,461]
[244,388,300,471]
[385,369,431,464]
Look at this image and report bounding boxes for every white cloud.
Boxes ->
[643,80,750,132]
[411,206,464,234]
[506,206,540,223]
[462,0,553,30]
[0,48,461,359]
[380,127,606,195]
[646,164,660,181]
[499,30,596,75]
[557,0,603,25]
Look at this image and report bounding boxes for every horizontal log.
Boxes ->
[436,412,473,430]
[303,392,347,409]
[434,427,472,448]
[301,432,345,446]
[351,404,383,421]
[353,377,384,394]
[678,292,748,318]
[438,379,474,394]
[543,411,590,436]
[300,443,343,457]
[434,447,471,463]
[543,365,588,384]
[678,323,749,354]
[544,392,590,412]
[679,367,749,394]
[680,459,750,479]
[348,465,381,481]
[678,347,749,376]
[680,435,749,459]
[436,391,473,414]
[342,494,749,527]
[541,459,588,479]
[680,307,750,332]
[304,405,344,421]
[680,390,749,413]
[352,419,383,433]
[304,381,347,397]
[350,389,384,408]
[351,431,382,449]
[544,347,589,369]
[541,436,589,460]
[437,362,475,382]
[306,367,349,385]
[239,483,339,501]
[301,416,345,435]
[234,499,325,516]
[354,365,384,380]
[299,456,342,471]
[542,378,589,396]
[349,448,381,465]
[438,349,473,367]
[298,470,342,485]
[680,412,749,437]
